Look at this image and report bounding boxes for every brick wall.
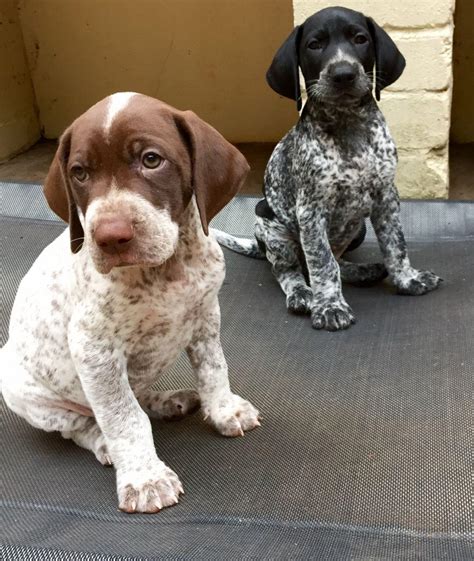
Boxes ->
[293,0,456,198]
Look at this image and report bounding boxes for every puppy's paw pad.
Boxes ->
[118,467,183,513]
[206,395,261,437]
[311,302,356,331]
[286,286,313,314]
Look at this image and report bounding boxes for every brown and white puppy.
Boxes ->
[1,92,260,513]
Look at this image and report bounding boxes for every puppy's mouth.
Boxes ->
[335,89,367,104]
[307,74,372,105]
[308,84,370,105]
[92,249,172,275]
[337,90,360,99]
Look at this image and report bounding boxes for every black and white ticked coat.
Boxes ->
[214,95,441,331]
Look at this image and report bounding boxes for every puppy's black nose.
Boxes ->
[330,63,357,86]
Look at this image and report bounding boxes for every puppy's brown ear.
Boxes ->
[44,150,69,223]
[43,131,84,253]
[174,110,249,235]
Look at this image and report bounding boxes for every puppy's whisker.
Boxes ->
[70,236,85,245]
[69,237,85,251]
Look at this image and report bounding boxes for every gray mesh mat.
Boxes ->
[1,183,473,560]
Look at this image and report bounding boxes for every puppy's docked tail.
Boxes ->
[210,229,265,259]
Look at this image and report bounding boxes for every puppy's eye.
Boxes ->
[308,39,324,50]
[354,34,368,45]
[71,165,88,182]
[142,151,163,169]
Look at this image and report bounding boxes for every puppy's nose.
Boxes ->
[94,219,134,254]
[330,63,357,86]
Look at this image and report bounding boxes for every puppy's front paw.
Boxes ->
[117,465,183,513]
[394,269,442,295]
[286,286,313,314]
[311,300,356,331]
[205,394,261,437]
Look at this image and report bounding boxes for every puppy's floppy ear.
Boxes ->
[174,110,249,235]
[43,130,84,253]
[366,17,406,101]
[266,25,304,111]
[43,147,69,223]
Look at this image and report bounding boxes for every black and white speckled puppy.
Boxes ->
[1,93,260,513]
[213,7,442,331]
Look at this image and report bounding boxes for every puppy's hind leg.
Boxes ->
[15,396,109,466]
[140,390,201,421]
[257,216,312,314]
[1,351,110,465]
[62,418,111,466]
[338,260,388,286]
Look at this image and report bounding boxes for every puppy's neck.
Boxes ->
[176,197,208,252]
[303,94,376,128]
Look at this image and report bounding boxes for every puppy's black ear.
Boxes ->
[366,17,405,101]
[266,25,304,111]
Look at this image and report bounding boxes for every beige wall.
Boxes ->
[0,0,40,162]
[18,0,295,143]
[2,0,463,199]
[293,0,455,199]
[451,0,474,143]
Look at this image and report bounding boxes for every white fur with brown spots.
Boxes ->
[1,93,260,514]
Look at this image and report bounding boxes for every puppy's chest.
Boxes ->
[304,130,396,209]
[96,259,223,354]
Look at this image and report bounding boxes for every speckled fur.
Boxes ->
[1,93,259,514]
[214,8,442,331]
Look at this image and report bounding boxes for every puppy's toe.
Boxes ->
[286,286,313,314]
[95,441,113,466]
[118,466,183,513]
[311,302,356,331]
[205,394,261,437]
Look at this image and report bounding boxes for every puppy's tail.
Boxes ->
[210,228,265,259]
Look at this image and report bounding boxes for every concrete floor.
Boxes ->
[0,140,472,200]
[0,140,57,184]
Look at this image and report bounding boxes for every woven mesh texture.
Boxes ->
[0,185,473,560]
[0,181,60,222]
[1,545,143,561]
